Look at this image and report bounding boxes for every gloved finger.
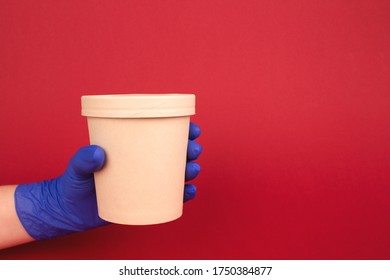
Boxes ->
[185,162,201,181]
[189,122,201,140]
[66,145,106,180]
[187,140,202,161]
[184,184,196,202]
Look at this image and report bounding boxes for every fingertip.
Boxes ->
[92,145,106,171]
[185,162,201,181]
[194,142,202,157]
[187,140,203,160]
[193,162,201,173]
[69,145,106,177]
[184,184,197,202]
[189,122,201,140]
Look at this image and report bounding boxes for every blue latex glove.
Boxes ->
[15,123,202,240]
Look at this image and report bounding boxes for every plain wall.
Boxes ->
[0,0,389,259]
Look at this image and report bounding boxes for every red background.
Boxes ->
[1,0,390,259]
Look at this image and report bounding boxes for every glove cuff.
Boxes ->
[14,182,75,240]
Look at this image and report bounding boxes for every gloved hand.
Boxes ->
[15,122,202,240]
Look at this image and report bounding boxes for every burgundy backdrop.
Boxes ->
[1,0,389,259]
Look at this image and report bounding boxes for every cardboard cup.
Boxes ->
[81,94,195,225]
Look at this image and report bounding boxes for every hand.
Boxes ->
[15,123,202,240]
[184,122,202,201]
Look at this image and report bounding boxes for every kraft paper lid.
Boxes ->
[81,94,195,118]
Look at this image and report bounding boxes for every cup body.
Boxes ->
[82,94,195,225]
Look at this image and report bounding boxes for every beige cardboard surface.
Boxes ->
[87,116,190,225]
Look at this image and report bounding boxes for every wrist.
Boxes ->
[0,185,34,249]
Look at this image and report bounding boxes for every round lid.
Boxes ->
[81,94,195,118]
